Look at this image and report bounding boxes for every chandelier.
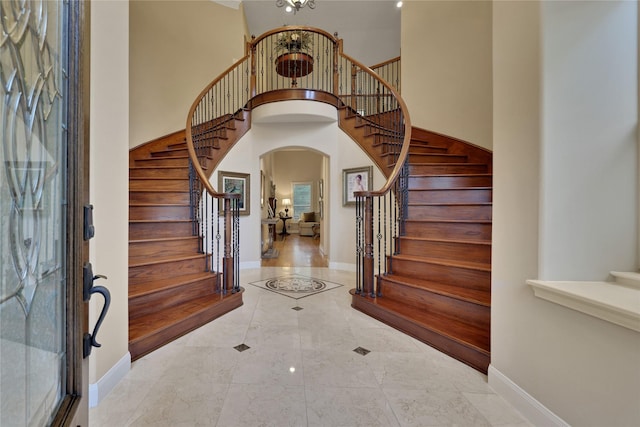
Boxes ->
[276,0,316,14]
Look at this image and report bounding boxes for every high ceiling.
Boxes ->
[241,0,401,66]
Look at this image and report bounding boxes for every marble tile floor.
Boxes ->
[90,267,532,427]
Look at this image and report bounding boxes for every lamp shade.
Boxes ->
[282,198,291,207]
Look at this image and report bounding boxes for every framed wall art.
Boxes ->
[218,170,250,215]
[343,166,372,206]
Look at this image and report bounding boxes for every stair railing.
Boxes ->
[184,26,410,298]
[336,51,411,297]
[370,56,401,94]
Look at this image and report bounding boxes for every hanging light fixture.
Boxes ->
[276,0,316,14]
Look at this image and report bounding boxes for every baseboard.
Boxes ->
[89,352,131,408]
[488,365,569,427]
[240,260,261,269]
[328,261,356,272]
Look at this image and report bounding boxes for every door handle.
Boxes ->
[83,262,111,358]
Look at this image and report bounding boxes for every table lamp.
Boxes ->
[282,198,291,216]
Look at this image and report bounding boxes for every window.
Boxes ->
[292,182,312,220]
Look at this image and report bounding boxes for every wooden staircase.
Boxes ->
[128,111,250,360]
[346,120,493,373]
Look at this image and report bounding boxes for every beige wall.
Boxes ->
[89,0,130,383]
[214,101,385,267]
[402,1,493,150]
[129,0,248,148]
[491,1,640,425]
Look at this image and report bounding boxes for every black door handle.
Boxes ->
[83,262,111,358]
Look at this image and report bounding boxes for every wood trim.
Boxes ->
[52,0,90,425]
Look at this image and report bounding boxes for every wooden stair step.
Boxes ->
[129,219,193,239]
[407,202,492,221]
[404,219,492,241]
[407,153,468,163]
[130,190,190,204]
[134,156,190,167]
[129,178,189,191]
[379,274,490,307]
[129,290,244,361]
[377,276,490,328]
[129,253,210,285]
[398,236,491,264]
[351,290,489,373]
[407,144,449,154]
[129,272,218,320]
[408,187,492,204]
[408,174,492,189]
[129,166,188,179]
[129,236,201,258]
[129,203,191,221]
[408,163,488,174]
[390,254,490,290]
[129,271,216,299]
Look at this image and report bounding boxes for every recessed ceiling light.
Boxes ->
[396,1,403,7]
[285,5,292,12]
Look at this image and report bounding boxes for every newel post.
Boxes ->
[222,197,234,294]
[362,195,375,297]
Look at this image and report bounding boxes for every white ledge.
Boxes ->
[527,279,640,332]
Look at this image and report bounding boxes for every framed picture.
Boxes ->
[343,166,373,206]
[260,170,265,208]
[218,171,250,215]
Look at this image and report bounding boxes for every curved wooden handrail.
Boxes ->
[338,50,411,198]
[250,26,338,47]
[369,56,401,70]
[185,55,249,199]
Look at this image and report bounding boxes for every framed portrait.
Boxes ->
[260,170,265,208]
[218,171,250,215]
[343,166,373,206]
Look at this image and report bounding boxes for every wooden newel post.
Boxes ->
[223,197,234,294]
[363,196,375,297]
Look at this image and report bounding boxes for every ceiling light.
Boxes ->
[276,0,316,14]
[396,1,403,7]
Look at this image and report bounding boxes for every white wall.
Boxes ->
[89,0,130,385]
[492,2,640,426]
[213,101,384,268]
[129,0,248,148]
[401,0,493,150]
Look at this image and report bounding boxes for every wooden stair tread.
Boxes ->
[129,202,190,207]
[407,202,492,206]
[129,219,192,223]
[405,218,492,224]
[129,252,207,267]
[409,162,486,167]
[392,253,491,272]
[352,292,489,353]
[130,176,189,180]
[130,236,199,244]
[129,271,216,299]
[399,235,491,246]
[409,186,493,191]
[410,173,492,178]
[381,274,490,306]
[129,291,241,343]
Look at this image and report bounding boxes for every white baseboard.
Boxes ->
[488,365,569,427]
[240,260,261,269]
[89,352,131,408]
[328,262,356,272]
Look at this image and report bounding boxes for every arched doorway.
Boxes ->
[260,148,328,267]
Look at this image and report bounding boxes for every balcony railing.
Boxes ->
[185,26,410,297]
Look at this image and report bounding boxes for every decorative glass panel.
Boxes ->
[0,1,69,425]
